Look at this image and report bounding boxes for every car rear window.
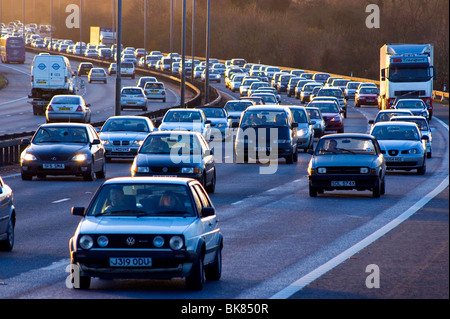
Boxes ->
[121,63,134,68]
[122,88,143,95]
[52,96,81,104]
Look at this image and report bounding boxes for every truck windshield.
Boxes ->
[388,67,431,82]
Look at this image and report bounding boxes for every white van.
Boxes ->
[30,54,77,98]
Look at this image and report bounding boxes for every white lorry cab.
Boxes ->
[30,54,77,98]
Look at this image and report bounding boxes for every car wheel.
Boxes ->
[338,128,344,133]
[83,162,96,181]
[285,153,294,164]
[70,262,91,289]
[417,158,426,175]
[206,170,216,193]
[21,172,32,181]
[372,178,381,198]
[186,256,205,290]
[95,159,106,179]
[380,177,386,195]
[205,244,222,281]
[427,149,432,158]
[309,182,317,197]
[0,217,15,251]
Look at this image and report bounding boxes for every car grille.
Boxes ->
[322,167,364,174]
[93,234,179,249]
[387,161,418,167]
[151,167,180,173]
[112,140,130,146]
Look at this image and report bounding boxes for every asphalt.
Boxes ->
[289,186,449,299]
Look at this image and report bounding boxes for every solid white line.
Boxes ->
[270,117,450,299]
[0,96,28,106]
[52,198,70,204]
[270,175,449,299]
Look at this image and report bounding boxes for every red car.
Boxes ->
[307,101,344,133]
[355,87,379,107]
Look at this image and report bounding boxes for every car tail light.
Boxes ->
[137,94,144,97]
[121,94,126,97]
[162,91,165,95]
[47,105,53,111]
[76,105,83,112]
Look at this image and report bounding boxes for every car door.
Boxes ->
[198,135,215,184]
[190,183,219,265]
[87,126,105,171]
[0,177,10,234]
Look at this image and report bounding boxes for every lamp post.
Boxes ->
[191,0,195,83]
[180,0,186,108]
[205,0,210,103]
[114,0,122,115]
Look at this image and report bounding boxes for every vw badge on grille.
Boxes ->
[126,237,136,246]
[162,167,168,173]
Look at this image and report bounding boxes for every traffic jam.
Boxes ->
[0,13,447,303]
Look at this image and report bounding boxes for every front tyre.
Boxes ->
[186,257,205,290]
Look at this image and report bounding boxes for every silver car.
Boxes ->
[305,106,326,138]
[370,121,428,175]
[46,94,91,123]
[289,106,314,152]
[390,115,433,158]
[0,176,15,251]
[120,87,147,111]
[69,176,223,290]
[98,115,156,161]
[87,68,107,84]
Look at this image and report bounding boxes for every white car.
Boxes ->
[144,82,166,102]
[120,87,147,111]
[370,121,428,175]
[46,94,91,123]
[159,108,211,140]
[390,115,433,158]
[0,176,15,251]
[69,176,223,290]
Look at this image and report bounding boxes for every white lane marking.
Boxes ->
[270,116,449,299]
[0,96,28,106]
[270,175,449,299]
[52,198,70,204]
[41,259,70,271]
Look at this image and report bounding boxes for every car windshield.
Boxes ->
[122,88,143,95]
[199,108,226,118]
[145,82,164,89]
[360,88,379,94]
[241,110,288,127]
[347,82,360,89]
[290,109,308,123]
[87,183,196,217]
[318,89,342,98]
[33,127,88,143]
[310,102,339,113]
[102,119,149,132]
[51,96,81,104]
[316,137,377,155]
[306,108,321,120]
[395,101,425,109]
[371,125,420,141]
[164,111,202,122]
[139,134,202,155]
[375,112,411,122]
[224,102,251,112]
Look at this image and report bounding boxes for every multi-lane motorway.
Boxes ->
[0,52,448,300]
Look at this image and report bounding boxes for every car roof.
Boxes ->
[373,121,419,128]
[320,133,375,139]
[245,105,292,112]
[40,122,91,128]
[103,176,198,186]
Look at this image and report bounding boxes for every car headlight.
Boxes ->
[72,153,88,162]
[132,140,144,146]
[21,153,37,161]
[153,236,165,248]
[360,167,369,174]
[169,235,184,250]
[97,235,109,248]
[297,128,308,137]
[79,235,94,250]
[317,167,327,174]
[102,140,110,146]
[137,166,150,173]
[407,148,420,154]
[181,167,194,174]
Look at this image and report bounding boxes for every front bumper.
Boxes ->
[71,249,198,279]
[308,174,380,190]
[21,160,92,177]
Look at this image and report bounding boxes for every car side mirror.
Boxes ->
[368,120,374,124]
[310,120,316,125]
[71,207,86,217]
[205,120,211,125]
[292,122,298,128]
[201,207,215,217]
[21,138,31,145]
[421,135,429,141]
[86,103,91,107]
[308,149,314,155]
[91,139,101,145]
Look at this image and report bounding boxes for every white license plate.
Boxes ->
[385,157,403,162]
[254,147,272,151]
[153,175,177,178]
[112,147,130,152]
[43,163,65,169]
[331,180,355,186]
[110,257,152,267]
